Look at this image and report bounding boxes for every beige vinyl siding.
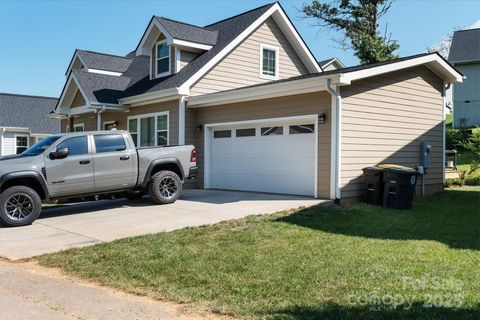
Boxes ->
[71,90,86,107]
[340,66,445,202]
[189,92,331,198]
[70,113,98,132]
[127,99,180,145]
[179,50,199,70]
[190,17,309,96]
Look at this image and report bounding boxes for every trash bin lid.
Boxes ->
[378,164,415,171]
[363,166,383,171]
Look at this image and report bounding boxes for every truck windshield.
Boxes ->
[22,135,62,156]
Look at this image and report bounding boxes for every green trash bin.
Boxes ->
[382,166,419,209]
[362,167,384,205]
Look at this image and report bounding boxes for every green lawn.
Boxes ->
[37,188,480,320]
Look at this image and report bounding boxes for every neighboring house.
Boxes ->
[318,57,345,71]
[0,93,59,156]
[51,2,462,204]
[448,28,480,127]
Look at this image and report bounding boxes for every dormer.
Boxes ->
[65,50,133,77]
[135,16,218,79]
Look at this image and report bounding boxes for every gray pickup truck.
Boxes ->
[0,131,197,227]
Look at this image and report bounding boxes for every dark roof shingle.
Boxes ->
[448,28,480,63]
[0,93,60,134]
[156,17,218,45]
[77,50,133,73]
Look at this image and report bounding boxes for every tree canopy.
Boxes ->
[302,0,399,64]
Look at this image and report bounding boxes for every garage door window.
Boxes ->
[213,130,231,138]
[236,128,256,137]
[289,124,314,134]
[261,126,283,136]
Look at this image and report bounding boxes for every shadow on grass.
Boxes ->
[278,189,480,250]
[269,302,480,320]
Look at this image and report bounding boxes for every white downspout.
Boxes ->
[0,128,5,156]
[97,105,106,131]
[325,79,342,202]
[178,96,186,145]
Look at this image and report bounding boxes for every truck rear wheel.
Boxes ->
[0,186,42,227]
[148,170,182,204]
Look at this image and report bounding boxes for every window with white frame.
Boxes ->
[156,40,170,77]
[73,123,85,132]
[15,135,28,154]
[128,112,169,147]
[260,44,279,79]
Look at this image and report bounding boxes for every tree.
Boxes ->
[302,0,399,64]
[427,33,453,59]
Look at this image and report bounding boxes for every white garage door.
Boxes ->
[206,116,317,196]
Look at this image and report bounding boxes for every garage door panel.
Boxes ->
[207,117,317,196]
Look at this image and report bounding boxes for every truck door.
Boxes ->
[92,133,136,192]
[45,135,94,197]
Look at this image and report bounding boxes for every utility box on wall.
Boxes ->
[421,142,431,172]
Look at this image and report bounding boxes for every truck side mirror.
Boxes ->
[50,147,69,160]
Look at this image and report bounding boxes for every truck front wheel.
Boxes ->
[148,170,182,204]
[0,186,42,227]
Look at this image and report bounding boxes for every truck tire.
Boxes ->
[148,170,182,204]
[0,186,42,227]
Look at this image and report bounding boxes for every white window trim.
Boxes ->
[73,123,85,132]
[127,111,170,147]
[14,134,29,154]
[259,44,279,80]
[155,39,171,78]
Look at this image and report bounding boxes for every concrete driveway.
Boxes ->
[0,190,327,260]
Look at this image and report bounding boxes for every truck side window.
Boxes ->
[94,134,126,153]
[57,136,88,156]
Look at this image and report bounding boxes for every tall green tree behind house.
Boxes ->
[302,0,399,64]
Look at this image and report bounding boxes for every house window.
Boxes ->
[15,135,28,154]
[73,123,85,132]
[260,44,278,79]
[128,112,169,147]
[156,40,170,77]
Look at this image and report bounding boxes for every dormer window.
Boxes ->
[156,40,170,77]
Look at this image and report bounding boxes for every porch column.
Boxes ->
[178,96,186,145]
[68,117,74,132]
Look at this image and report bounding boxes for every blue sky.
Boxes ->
[0,0,479,97]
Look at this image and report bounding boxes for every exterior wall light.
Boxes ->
[319,113,327,124]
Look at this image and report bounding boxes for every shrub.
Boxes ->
[445,178,464,188]
[465,176,480,186]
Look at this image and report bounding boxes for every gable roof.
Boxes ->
[448,28,480,63]
[0,93,60,134]
[66,50,134,75]
[58,2,321,107]
[155,17,218,45]
[318,57,345,69]
[72,70,132,104]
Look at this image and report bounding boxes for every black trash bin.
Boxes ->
[362,167,384,205]
[382,166,419,209]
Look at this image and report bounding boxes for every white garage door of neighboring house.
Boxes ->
[205,115,318,197]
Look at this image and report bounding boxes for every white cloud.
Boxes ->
[467,19,480,29]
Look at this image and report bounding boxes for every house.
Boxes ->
[51,2,462,204]
[318,57,345,71]
[448,28,480,127]
[0,93,60,156]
